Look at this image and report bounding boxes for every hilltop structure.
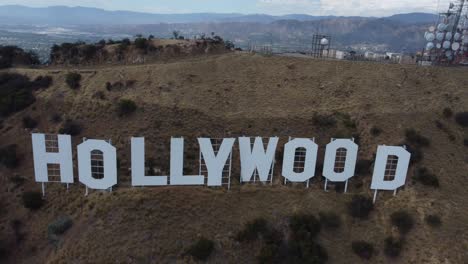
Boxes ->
[422,0,468,65]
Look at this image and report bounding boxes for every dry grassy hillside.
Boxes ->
[0,53,467,263]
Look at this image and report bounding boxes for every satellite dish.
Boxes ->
[446,32,453,40]
[429,26,436,32]
[438,23,448,31]
[436,32,445,41]
[320,38,329,46]
[425,33,435,41]
[443,40,451,49]
[452,42,460,51]
[436,43,442,49]
[454,32,461,40]
[426,42,435,50]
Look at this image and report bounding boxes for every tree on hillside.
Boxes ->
[172,31,185,40]
[0,46,40,69]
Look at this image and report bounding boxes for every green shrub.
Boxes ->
[425,215,442,227]
[390,210,414,235]
[0,144,19,169]
[0,45,40,69]
[225,40,235,50]
[256,227,284,263]
[59,119,82,136]
[121,38,131,46]
[186,237,214,261]
[435,120,444,130]
[33,75,53,89]
[50,41,106,64]
[384,237,403,258]
[455,112,468,127]
[405,129,430,148]
[22,191,44,210]
[370,126,382,136]
[0,73,36,117]
[117,99,137,117]
[351,241,374,260]
[81,44,98,59]
[9,174,25,188]
[334,182,346,193]
[289,214,321,240]
[258,242,281,264]
[65,72,82,89]
[341,114,357,129]
[442,108,453,118]
[0,239,10,259]
[319,211,341,230]
[262,227,283,246]
[48,216,73,236]
[236,218,268,242]
[312,113,337,128]
[448,134,456,142]
[413,167,439,188]
[93,91,106,100]
[51,113,62,123]
[22,115,38,129]
[10,219,24,243]
[134,37,149,50]
[355,159,373,176]
[287,240,328,264]
[405,144,424,164]
[348,195,374,219]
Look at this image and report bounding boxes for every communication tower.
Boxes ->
[423,0,468,65]
[311,34,331,58]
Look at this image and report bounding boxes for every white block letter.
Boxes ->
[239,137,278,182]
[78,139,117,190]
[131,137,168,186]
[170,138,204,185]
[198,138,235,186]
[323,139,358,182]
[371,146,411,191]
[282,138,318,182]
[32,133,73,183]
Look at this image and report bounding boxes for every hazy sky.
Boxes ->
[0,0,452,16]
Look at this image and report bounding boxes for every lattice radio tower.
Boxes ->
[423,0,468,65]
[311,34,331,58]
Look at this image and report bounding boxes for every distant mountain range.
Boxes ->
[0,5,438,25]
[0,5,438,55]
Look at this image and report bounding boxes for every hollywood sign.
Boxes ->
[31,134,411,203]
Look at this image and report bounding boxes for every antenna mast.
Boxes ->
[423,0,468,65]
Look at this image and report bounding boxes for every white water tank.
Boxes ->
[320,38,329,46]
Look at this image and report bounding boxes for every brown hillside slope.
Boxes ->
[0,53,468,263]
